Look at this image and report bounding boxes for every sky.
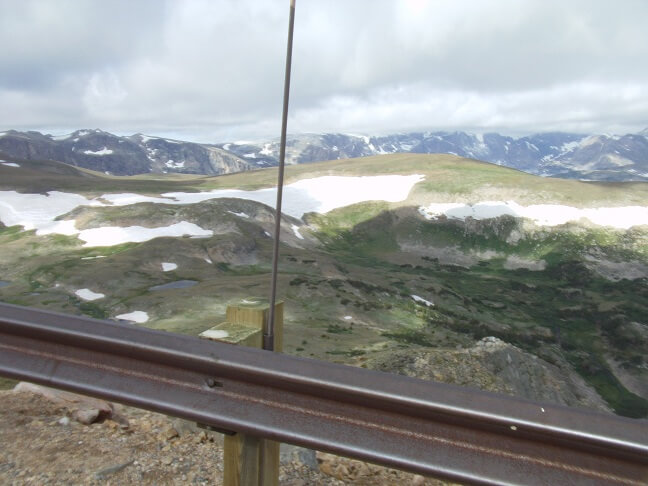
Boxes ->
[1,0,647,143]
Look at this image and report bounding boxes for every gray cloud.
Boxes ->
[1,0,647,142]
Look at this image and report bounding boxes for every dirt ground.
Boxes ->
[0,385,446,485]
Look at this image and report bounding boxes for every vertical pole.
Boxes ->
[266,0,296,352]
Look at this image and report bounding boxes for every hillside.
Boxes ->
[0,153,647,419]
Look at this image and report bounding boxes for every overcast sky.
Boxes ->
[1,0,647,142]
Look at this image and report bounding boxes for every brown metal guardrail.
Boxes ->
[1,302,647,485]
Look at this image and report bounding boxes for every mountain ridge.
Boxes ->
[1,127,647,181]
[0,128,251,176]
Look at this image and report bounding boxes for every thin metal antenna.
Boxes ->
[265,0,296,352]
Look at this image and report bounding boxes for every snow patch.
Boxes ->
[227,210,250,219]
[241,299,261,304]
[0,190,102,234]
[201,329,229,339]
[138,134,156,143]
[100,193,176,205]
[411,295,434,307]
[116,311,149,323]
[78,221,213,247]
[0,175,418,245]
[162,262,177,272]
[525,141,539,151]
[160,174,424,219]
[419,201,648,230]
[165,159,185,169]
[75,288,105,301]
[291,224,304,240]
[83,147,113,156]
[260,144,273,156]
[1,162,20,168]
[343,316,353,320]
[560,140,581,153]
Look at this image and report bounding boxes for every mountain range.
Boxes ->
[1,128,647,181]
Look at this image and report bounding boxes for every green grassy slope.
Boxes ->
[1,154,647,417]
[3,154,647,206]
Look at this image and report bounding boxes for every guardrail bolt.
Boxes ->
[206,378,222,388]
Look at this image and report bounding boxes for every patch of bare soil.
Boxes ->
[0,385,448,485]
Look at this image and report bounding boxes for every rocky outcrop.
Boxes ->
[11,382,129,426]
[368,337,611,413]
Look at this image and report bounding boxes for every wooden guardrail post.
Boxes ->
[199,298,283,486]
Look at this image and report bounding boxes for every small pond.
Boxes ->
[149,280,198,291]
[0,281,10,288]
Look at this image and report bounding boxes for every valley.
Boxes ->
[0,154,647,418]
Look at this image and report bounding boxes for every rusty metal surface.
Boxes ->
[1,302,647,485]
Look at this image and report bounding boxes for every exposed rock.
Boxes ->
[11,382,129,426]
[504,255,547,271]
[584,255,648,281]
[94,460,134,479]
[368,337,611,413]
[72,408,101,425]
[280,444,319,470]
[163,426,180,441]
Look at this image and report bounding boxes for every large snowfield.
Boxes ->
[1,174,646,247]
[419,201,648,230]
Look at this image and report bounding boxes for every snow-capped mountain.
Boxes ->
[538,133,648,181]
[1,128,647,181]
[225,130,648,182]
[0,129,249,176]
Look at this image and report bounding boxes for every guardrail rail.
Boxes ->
[1,302,647,485]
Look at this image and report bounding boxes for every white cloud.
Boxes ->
[1,0,647,140]
[83,70,128,117]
